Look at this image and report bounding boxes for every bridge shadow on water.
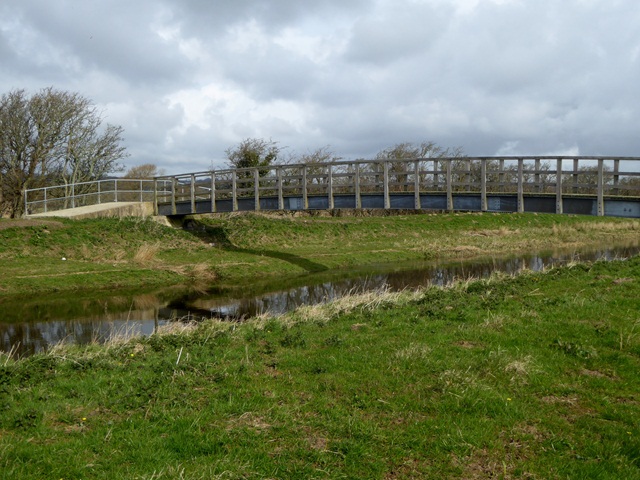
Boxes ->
[183,220,329,274]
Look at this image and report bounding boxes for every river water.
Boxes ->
[1,243,638,358]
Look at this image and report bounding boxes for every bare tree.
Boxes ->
[0,87,128,217]
[374,141,465,192]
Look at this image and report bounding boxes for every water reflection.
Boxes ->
[2,243,638,358]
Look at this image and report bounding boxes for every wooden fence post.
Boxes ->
[517,158,524,213]
[383,161,390,209]
[254,169,260,211]
[277,167,284,210]
[555,159,563,214]
[597,159,604,216]
[446,159,453,211]
[328,164,334,210]
[153,179,158,215]
[481,159,488,212]
[210,173,216,213]
[190,174,196,214]
[355,163,361,209]
[302,165,308,210]
[171,177,177,215]
[232,172,238,212]
[414,160,421,209]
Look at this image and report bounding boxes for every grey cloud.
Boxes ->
[344,2,450,65]
[1,0,640,175]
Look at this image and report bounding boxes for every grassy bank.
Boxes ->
[1,255,639,478]
[0,212,638,297]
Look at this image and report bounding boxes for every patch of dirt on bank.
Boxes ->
[0,219,64,231]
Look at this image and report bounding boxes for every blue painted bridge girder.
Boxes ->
[156,192,640,218]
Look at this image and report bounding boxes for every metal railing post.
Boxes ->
[114,179,118,203]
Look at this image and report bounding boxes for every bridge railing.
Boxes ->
[156,157,640,214]
[156,157,640,216]
[24,178,173,215]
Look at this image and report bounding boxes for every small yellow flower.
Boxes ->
[130,353,135,357]
[82,417,87,422]
[507,398,512,402]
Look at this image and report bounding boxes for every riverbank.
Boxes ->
[1,254,639,478]
[0,211,638,298]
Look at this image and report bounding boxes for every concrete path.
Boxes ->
[27,202,154,219]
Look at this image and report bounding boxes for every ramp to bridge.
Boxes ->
[27,202,154,220]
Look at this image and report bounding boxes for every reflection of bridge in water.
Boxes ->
[155,157,640,218]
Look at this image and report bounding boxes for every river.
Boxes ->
[1,242,638,358]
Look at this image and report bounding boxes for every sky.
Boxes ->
[1,0,639,175]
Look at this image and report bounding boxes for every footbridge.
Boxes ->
[153,157,640,218]
[24,157,640,218]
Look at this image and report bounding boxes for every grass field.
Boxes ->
[1,254,639,478]
[0,211,638,297]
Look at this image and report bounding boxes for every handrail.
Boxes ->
[24,178,172,215]
[156,156,640,216]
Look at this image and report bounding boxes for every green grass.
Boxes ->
[1,212,637,297]
[1,256,639,478]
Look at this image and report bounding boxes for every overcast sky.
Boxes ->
[1,0,639,175]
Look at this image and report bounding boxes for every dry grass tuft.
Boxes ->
[394,343,431,360]
[483,312,507,329]
[155,320,200,336]
[281,286,420,326]
[133,243,160,264]
[169,263,217,283]
[505,355,537,380]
